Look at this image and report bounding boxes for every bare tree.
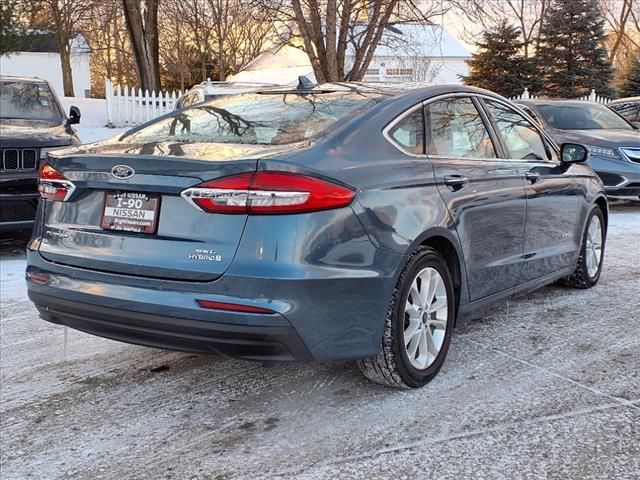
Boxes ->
[122,0,161,91]
[80,1,137,95]
[162,0,215,83]
[206,0,274,81]
[601,0,639,63]
[38,0,95,96]
[254,0,449,83]
[217,2,273,76]
[452,0,550,59]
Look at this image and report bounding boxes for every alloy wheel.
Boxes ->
[586,214,603,278]
[403,267,448,370]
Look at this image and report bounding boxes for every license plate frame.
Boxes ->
[101,192,160,234]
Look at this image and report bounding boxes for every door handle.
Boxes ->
[444,175,469,191]
[525,171,541,183]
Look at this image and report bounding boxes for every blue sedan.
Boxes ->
[27,83,607,388]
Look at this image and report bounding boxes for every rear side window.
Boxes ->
[424,97,496,158]
[485,100,549,161]
[387,108,424,155]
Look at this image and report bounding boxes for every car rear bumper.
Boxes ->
[26,241,401,362]
[29,290,311,361]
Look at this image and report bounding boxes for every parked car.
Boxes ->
[27,84,607,389]
[608,97,640,127]
[1,75,81,232]
[518,99,640,198]
[175,79,277,109]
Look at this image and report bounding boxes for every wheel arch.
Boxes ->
[594,195,608,232]
[415,229,466,325]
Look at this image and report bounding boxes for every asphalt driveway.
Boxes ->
[1,202,638,480]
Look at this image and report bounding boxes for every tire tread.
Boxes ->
[358,246,438,389]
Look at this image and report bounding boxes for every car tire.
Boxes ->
[358,246,455,389]
[563,206,605,289]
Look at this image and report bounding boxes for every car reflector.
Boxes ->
[26,271,51,284]
[196,299,275,314]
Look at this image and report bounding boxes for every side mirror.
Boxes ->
[68,106,81,125]
[561,143,588,163]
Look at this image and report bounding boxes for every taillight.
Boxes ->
[181,171,355,214]
[38,163,76,201]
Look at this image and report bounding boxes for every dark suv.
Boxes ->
[0,76,81,231]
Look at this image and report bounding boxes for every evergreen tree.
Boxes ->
[462,21,535,98]
[1,1,23,55]
[535,0,612,98]
[618,56,640,97]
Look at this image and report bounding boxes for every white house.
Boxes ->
[229,23,471,86]
[358,24,471,84]
[0,33,92,98]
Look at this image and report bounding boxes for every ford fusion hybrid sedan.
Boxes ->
[518,99,640,198]
[26,84,607,388]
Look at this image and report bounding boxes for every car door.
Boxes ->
[426,95,528,301]
[480,98,582,283]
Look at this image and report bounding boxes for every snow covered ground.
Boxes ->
[73,125,127,144]
[1,203,639,480]
[58,96,129,144]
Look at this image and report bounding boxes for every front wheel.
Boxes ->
[564,206,605,289]
[358,247,455,389]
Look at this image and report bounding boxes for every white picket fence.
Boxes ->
[510,88,612,104]
[105,79,183,128]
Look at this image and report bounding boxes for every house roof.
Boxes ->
[6,31,91,54]
[349,23,471,58]
[229,23,470,84]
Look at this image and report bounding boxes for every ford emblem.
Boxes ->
[111,164,135,180]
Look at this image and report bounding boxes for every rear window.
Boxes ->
[0,80,63,123]
[610,102,640,123]
[126,91,383,145]
[537,103,633,130]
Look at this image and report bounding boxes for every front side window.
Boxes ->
[485,100,550,161]
[127,91,383,145]
[387,108,424,155]
[425,97,496,159]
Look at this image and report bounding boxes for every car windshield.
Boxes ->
[126,91,384,145]
[537,103,633,130]
[0,80,63,122]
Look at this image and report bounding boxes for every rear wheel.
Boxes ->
[358,247,455,388]
[564,207,605,289]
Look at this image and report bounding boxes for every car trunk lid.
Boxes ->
[36,144,294,281]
